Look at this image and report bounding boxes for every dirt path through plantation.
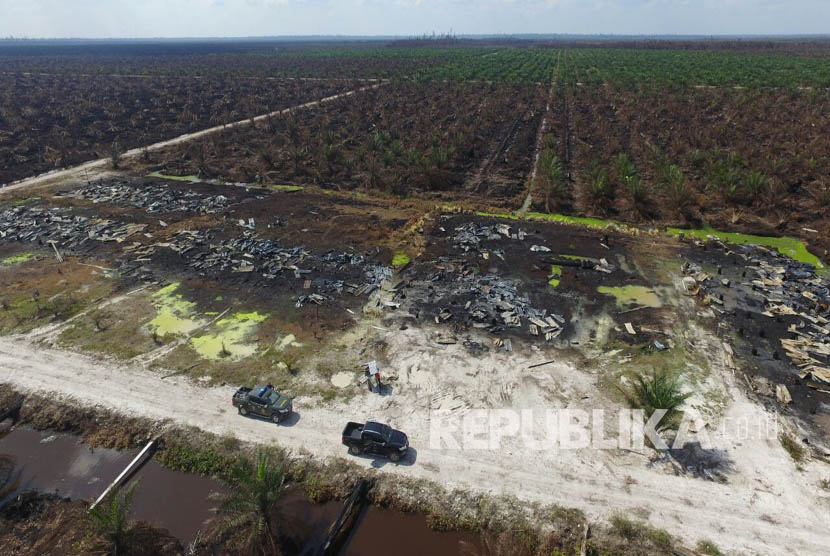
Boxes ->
[0,82,384,193]
[2,335,828,555]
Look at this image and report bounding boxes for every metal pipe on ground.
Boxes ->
[88,437,158,511]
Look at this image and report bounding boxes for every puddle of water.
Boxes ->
[130,461,221,543]
[0,426,216,544]
[0,426,132,501]
[0,426,480,555]
[344,508,479,556]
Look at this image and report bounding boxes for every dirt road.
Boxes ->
[0,83,383,193]
[1,335,828,555]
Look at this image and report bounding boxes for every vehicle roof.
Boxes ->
[364,421,388,434]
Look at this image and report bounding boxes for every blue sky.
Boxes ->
[1,0,828,38]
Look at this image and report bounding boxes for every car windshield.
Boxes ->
[381,424,392,442]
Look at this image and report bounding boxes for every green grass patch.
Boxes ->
[58,320,145,360]
[667,226,824,269]
[156,436,237,479]
[12,197,40,206]
[1,252,35,265]
[392,252,411,267]
[266,184,304,192]
[696,539,724,556]
[549,265,562,287]
[147,171,201,183]
[609,514,674,551]
[597,285,661,308]
[190,311,268,361]
[148,283,204,337]
[476,210,620,230]
[779,432,806,463]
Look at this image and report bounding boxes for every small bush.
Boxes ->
[779,433,806,463]
[697,539,724,555]
[609,514,674,551]
[628,370,690,431]
[157,437,236,478]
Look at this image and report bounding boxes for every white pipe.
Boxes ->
[89,438,157,511]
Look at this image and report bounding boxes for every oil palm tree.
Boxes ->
[629,370,690,431]
[88,481,139,556]
[209,450,288,555]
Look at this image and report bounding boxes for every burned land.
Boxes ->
[155,81,546,202]
[543,84,830,253]
[0,74,354,184]
[2,39,830,556]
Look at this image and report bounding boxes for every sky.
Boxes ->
[0,0,828,39]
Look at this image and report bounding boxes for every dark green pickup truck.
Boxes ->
[232,385,293,423]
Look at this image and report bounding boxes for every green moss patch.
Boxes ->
[1,252,35,265]
[549,265,562,287]
[190,311,268,361]
[598,285,661,308]
[667,226,824,269]
[392,252,411,267]
[267,184,304,192]
[148,283,204,337]
[13,197,40,206]
[477,211,621,230]
[147,171,201,183]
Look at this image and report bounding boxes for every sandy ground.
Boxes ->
[2,329,829,555]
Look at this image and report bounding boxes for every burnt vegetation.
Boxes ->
[160,81,546,201]
[0,73,353,183]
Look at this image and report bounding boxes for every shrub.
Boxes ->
[628,370,690,431]
[779,433,805,463]
[609,514,674,551]
[696,539,723,555]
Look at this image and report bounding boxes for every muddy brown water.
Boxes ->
[0,425,478,555]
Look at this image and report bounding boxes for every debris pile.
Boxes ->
[153,230,394,305]
[406,257,565,340]
[452,222,526,253]
[66,181,229,214]
[691,243,830,394]
[744,249,830,392]
[451,221,615,274]
[0,206,146,249]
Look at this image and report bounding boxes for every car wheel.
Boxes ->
[348,445,361,455]
[239,406,248,416]
[272,413,282,424]
[389,451,401,462]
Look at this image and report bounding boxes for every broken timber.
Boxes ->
[320,479,371,556]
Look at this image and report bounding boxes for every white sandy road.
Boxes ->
[0,82,383,193]
[1,335,829,555]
